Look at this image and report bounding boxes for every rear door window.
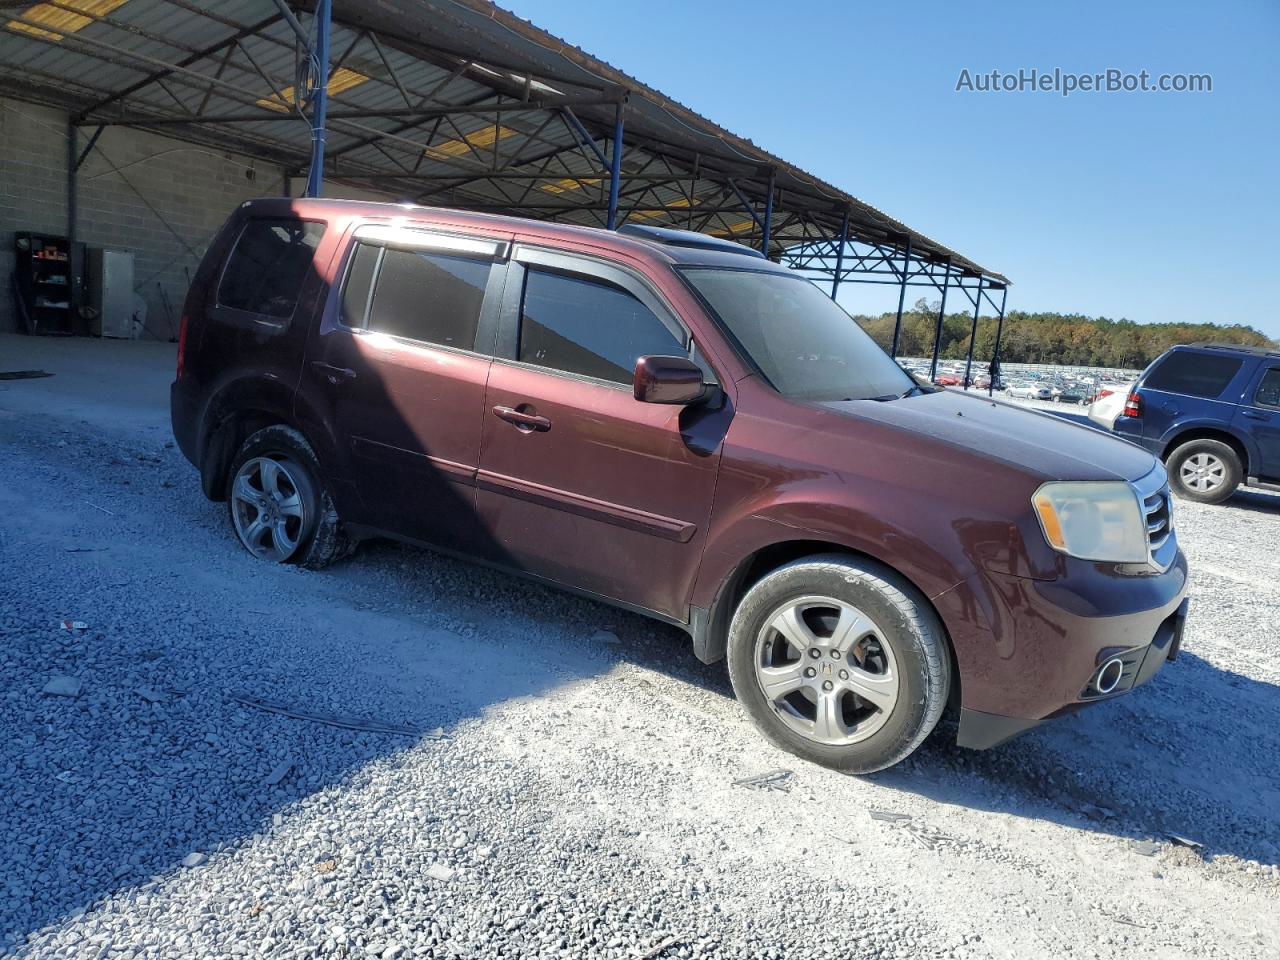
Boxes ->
[341,242,493,352]
[218,218,324,318]
[1144,351,1243,399]
[1255,367,1280,408]
[518,268,685,384]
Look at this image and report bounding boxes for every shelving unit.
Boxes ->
[12,232,75,335]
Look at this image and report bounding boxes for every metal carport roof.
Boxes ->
[0,0,1010,379]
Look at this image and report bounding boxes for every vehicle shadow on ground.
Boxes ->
[320,541,1280,869]
[0,512,630,951]
[7,506,1277,951]
[1223,489,1280,515]
[872,649,1280,864]
[389,530,1280,867]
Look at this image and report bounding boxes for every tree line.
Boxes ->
[851,299,1276,370]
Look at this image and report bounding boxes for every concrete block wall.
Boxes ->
[0,97,281,339]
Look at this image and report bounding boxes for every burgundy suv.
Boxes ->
[171,198,1189,772]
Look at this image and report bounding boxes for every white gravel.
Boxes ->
[2,335,1279,960]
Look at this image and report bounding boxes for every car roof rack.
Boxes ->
[616,223,766,259]
[1190,342,1280,358]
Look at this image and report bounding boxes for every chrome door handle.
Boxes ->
[492,404,551,432]
[310,361,357,384]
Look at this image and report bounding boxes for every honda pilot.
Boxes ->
[171,199,1189,772]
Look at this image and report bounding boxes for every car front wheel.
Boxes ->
[727,554,951,774]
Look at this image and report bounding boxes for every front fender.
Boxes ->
[694,497,973,614]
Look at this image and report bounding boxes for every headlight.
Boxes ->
[1032,481,1148,563]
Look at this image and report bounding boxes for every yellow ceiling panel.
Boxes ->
[629,195,695,222]
[424,124,519,160]
[8,0,128,41]
[257,67,368,113]
[709,219,756,237]
[540,177,601,195]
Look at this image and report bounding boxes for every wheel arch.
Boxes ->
[1162,425,1251,475]
[691,538,962,713]
[198,376,303,501]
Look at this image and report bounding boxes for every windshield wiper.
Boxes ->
[865,384,928,402]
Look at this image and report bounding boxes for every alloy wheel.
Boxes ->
[230,456,308,561]
[1179,452,1225,493]
[752,596,899,746]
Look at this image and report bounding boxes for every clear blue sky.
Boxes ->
[508,0,1280,340]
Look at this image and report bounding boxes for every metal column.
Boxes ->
[830,207,849,301]
[303,0,332,198]
[606,101,624,230]
[889,236,913,358]
[928,264,950,382]
[988,285,1008,396]
[759,168,774,256]
[66,120,79,331]
[963,276,984,389]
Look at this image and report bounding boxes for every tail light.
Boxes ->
[1123,392,1142,418]
[175,313,189,379]
[1097,388,1115,400]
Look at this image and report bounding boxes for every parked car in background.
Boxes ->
[1088,382,1135,430]
[1051,384,1086,405]
[1112,343,1280,503]
[171,199,1188,774]
[933,373,961,387]
[1007,382,1051,400]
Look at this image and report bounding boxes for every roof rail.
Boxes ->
[616,224,766,259]
[1190,342,1280,357]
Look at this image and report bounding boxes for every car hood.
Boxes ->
[817,389,1156,483]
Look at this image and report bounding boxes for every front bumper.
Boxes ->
[934,550,1189,750]
[956,596,1187,749]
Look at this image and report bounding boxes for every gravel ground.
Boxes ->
[2,335,1278,960]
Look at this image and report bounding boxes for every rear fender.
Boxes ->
[197,375,300,501]
[1162,419,1257,470]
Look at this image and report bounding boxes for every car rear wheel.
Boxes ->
[1167,438,1242,505]
[226,425,352,569]
[727,554,951,774]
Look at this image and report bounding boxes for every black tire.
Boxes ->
[1166,438,1242,505]
[726,553,951,774]
[225,425,353,569]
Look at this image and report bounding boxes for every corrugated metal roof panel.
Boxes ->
[0,0,1004,282]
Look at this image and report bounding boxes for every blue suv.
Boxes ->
[1114,343,1280,503]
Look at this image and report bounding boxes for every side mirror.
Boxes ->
[633,355,710,405]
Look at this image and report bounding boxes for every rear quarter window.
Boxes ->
[1256,367,1280,408]
[217,218,325,319]
[1144,351,1243,399]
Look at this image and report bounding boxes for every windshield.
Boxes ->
[681,268,916,402]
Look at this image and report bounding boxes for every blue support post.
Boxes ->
[725,179,765,232]
[928,264,950,383]
[989,285,1008,396]
[830,207,849,301]
[303,0,332,198]
[963,276,984,389]
[561,107,610,168]
[889,236,913,358]
[759,168,774,256]
[606,101,624,230]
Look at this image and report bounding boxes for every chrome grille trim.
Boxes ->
[1133,463,1177,571]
